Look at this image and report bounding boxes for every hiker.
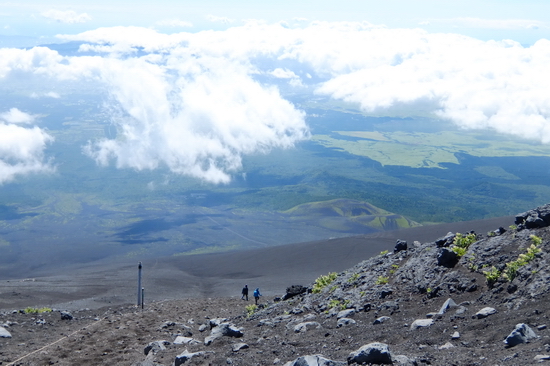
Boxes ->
[241,284,249,301]
[253,287,262,305]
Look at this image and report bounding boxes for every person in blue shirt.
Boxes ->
[253,288,262,305]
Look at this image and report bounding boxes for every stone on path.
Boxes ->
[348,342,393,365]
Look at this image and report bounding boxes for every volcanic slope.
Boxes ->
[3,206,550,364]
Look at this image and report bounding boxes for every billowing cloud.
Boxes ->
[425,17,547,30]
[2,21,550,182]
[41,9,92,24]
[0,108,36,124]
[0,110,53,184]
[206,15,235,24]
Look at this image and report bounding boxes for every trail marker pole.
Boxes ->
[141,287,145,309]
[137,262,142,307]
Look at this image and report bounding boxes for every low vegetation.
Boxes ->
[312,272,338,293]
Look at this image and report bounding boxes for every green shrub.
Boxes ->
[530,234,542,246]
[450,232,477,258]
[24,307,52,314]
[347,273,360,283]
[483,266,501,283]
[245,304,258,317]
[312,272,338,293]
[379,250,389,256]
[376,276,389,285]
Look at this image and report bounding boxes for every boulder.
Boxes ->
[504,323,538,347]
[173,336,200,345]
[373,316,391,325]
[437,248,459,267]
[0,326,12,338]
[283,285,308,300]
[475,307,497,319]
[438,298,458,315]
[337,318,356,328]
[336,309,355,319]
[174,350,207,366]
[392,355,418,365]
[348,342,393,365]
[144,340,170,356]
[394,239,408,253]
[205,323,243,346]
[410,319,434,330]
[60,311,73,320]
[231,343,249,352]
[284,354,347,366]
[294,321,321,333]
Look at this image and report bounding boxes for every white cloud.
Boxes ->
[206,15,235,24]
[0,113,54,184]
[41,9,92,24]
[0,108,36,124]
[3,22,550,182]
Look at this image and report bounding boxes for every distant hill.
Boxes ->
[283,198,420,232]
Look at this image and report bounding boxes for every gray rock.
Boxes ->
[60,311,73,320]
[373,316,391,325]
[232,342,249,352]
[438,298,458,315]
[348,342,392,364]
[538,325,547,331]
[451,331,460,339]
[205,323,243,345]
[393,355,418,366]
[294,321,321,333]
[439,342,454,350]
[437,247,459,267]
[173,336,200,345]
[0,326,12,338]
[504,323,538,347]
[394,239,408,253]
[283,285,308,300]
[336,309,355,319]
[410,319,434,330]
[534,355,550,362]
[198,324,207,332]
[475,307,497,319]
[174,350,207,366]
[144,340,170,356]
[337,317,356,327]
[284,354,347,366]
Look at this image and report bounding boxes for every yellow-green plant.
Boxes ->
[451,232,477,258]
[379,250,389,256]
[348,273,360,283]
[312,272,338,293]
[376,276,389,285]
[24,307,52,314]
[483,266,501,283]
[245,304,258,317]
[503,239,542,281]
[328,299,341,310]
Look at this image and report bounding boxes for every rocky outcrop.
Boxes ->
[504,323,538,347]
[348,342,393,364]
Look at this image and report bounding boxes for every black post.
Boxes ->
[137,262,142,307]
[141,287,145,309]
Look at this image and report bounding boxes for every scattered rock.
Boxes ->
[394,239,408,253]
[504,323,538,347]
[534,355,550,362]
[173,336,200,345]
[284,354,347,366]
[144,340,170,356]
[174,350,208,366]
[337,317,356,327]
[410,319,434,330]
[348,342,393,365]
[0,326,12,338]
[373,316,391,325]
[475,307,497,319]
[283,285,308,301]
[60,311,73,320]
[438,298,458,315]
[231,343,249,352]
[294,322,321,333]
[336,309,355,319]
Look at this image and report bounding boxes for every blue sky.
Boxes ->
[1,1,550,184]
[2,1,550,45]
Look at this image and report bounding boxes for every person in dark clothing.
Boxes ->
[253,287,262,305]
[241,285,249,301]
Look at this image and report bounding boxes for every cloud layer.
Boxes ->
[1,21,550,182]
[0,109,53,184]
